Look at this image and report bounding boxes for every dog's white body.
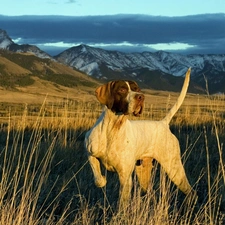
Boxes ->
[85,69,193,208]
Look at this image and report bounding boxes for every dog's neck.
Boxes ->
[101,107,128,131]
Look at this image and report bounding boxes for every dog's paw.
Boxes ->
[95,176,107,187]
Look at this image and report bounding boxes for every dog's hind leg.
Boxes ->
[88,155,107,188]
[135,157,153,192]
[155,137,193,195]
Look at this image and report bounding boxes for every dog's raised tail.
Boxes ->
[162,68,191,124]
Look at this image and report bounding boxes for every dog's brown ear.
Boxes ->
[95,81,115,109]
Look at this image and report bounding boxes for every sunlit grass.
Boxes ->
[0,92,224,224]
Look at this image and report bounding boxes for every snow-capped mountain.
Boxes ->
[0,29,51,59]
[1,27,225,93]
[55,45,225,93]
[0,29,13,48]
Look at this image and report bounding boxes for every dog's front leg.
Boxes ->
[88,155,107,188]
[118,170,133,209]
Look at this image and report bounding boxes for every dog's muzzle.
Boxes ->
[133,93,144,116]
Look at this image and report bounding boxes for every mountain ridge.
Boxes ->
[1,29,225,94]
[0,29,51,59]
[55,44,225,93]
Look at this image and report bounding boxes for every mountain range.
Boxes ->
[1,28,225,94]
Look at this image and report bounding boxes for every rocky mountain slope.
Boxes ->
[0,29,51,59]
[55,44,225,93]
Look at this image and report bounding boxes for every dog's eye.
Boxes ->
[129,84,140,92]
[118,88,127,94]
[132,87,140,92]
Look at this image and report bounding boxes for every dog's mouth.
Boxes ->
[133,105,143,117]
[132,94,144,117]
[115,104,143,116]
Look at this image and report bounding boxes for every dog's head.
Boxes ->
[95,80,144,116]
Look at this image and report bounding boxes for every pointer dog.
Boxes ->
[85,68,193,208]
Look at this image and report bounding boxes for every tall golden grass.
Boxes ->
[0,92,224,224]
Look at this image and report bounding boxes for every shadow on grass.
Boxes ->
[0,123,224,224]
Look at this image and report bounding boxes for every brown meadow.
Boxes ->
[0,89,225,224]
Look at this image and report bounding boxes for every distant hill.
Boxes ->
[0,48,101,104]
[0,49,99,89]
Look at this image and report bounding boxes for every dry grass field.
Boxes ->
[0,86,225,224]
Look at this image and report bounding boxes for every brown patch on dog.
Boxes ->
[127,80,141,92]
[95,81,115,109]
[112,115,127,130]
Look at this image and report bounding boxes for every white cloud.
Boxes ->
[145,43,196,51]
[12,37,22,43]
[41,41,74,48]
[39,41,136,49]
[91,41,137,48]
[39,41,195,51]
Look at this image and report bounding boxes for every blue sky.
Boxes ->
[1,0,225,16]
[1,0,225,55]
